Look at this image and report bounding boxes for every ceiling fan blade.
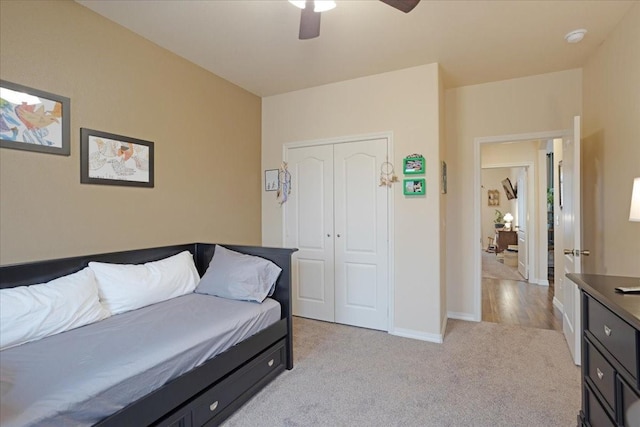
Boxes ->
[299,5,321,40]
[379,0,420,13]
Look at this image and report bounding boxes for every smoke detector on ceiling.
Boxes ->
[565,29,587,43]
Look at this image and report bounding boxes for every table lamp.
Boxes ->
[503,212,514,231]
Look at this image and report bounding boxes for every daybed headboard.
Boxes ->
[0,244,195,289]
[0,244,297,323]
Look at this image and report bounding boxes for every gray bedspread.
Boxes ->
[0,293,281,427]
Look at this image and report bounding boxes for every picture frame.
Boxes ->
[403,156,425,175]
[0,80,70,156]
[488,189,500,206]
[502,177,517,200]
[403,178,426,196]
[80,128,154,188]
[265,169,279,192]
[441,161,447,194]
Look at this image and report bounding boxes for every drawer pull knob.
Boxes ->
[209,401,219,412]
[604,325,611,336]
[268,359,274,367]
[596,368,604,380]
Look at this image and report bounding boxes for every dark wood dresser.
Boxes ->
[568,274,640,427]
[495,230,517,253]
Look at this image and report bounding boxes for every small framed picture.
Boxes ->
[0,80,70,156]
[488,189,500,206]
[403,178,426,196]
[403,156,425,175]
[502,177,517,200]
[265,169,279,192]
[80,128,154,188]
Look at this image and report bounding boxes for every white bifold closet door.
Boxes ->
[285,138,389,331]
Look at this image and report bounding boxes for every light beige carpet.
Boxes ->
[482,250,525,281]
[223,317,581,427]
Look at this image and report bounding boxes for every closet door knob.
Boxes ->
[337,234,341,238]
[327,234,331,237]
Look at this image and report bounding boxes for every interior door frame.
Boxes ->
[282,131,395,332]
[472,129,571,322]
[482,161,534,282]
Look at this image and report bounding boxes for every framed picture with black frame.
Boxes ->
[80,128,154,188]
[0,80,70,156]
[502,177,517,200]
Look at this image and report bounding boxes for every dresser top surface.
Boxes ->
[568,273,640,330]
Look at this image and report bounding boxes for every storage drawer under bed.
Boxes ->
[155,339,286,427]
[193,339,286,426]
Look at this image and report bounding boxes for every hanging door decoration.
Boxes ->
[277,161,291,205]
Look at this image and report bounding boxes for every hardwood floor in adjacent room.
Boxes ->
[482,278,563,331]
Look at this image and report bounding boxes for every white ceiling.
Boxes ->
[76,0,636,97]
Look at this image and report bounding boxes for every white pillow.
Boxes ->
[195,245,282,303]
[0,267,111,351]
[89,251,199,315]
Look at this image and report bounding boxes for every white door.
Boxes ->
[285,139,389,331]
[516,168,528,279]
[334,139,389,330]
[285,145,335,322]
[562,116,584,365]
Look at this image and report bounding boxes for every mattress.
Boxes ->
[0,293,281,427]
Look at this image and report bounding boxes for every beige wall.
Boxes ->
[445,69,582,318]
[582,3,640,276]
[262,64,445,339]
[0,1,262,264]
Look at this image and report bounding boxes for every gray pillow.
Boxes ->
[195,245,282,303]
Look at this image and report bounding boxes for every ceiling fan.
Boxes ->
[290,0,421,40]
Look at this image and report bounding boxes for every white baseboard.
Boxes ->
[553,296,564,312]
[447,311,478,322]
[390,327,443,344]
[530,278,549,286]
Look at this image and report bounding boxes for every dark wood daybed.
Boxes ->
[0,243,297,427]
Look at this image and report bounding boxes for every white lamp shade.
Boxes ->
[503,213,514,223]
[630,177,640,222]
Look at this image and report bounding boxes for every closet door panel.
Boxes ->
[285,145,335,322]
[334,139,389,331]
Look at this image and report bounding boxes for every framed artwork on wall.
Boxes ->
[403,155,425,175]
[80,128,154,188]
[265,169,278,191]
[404,178,425,196]
[0,80,70,156]
[488,189,500,206]
[502,177,517,200]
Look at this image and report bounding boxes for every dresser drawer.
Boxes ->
[192,340,285,426]
[586,385,616,427]
[620,376,640,427]
[586,340,616,413]
[587,296,637,379]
